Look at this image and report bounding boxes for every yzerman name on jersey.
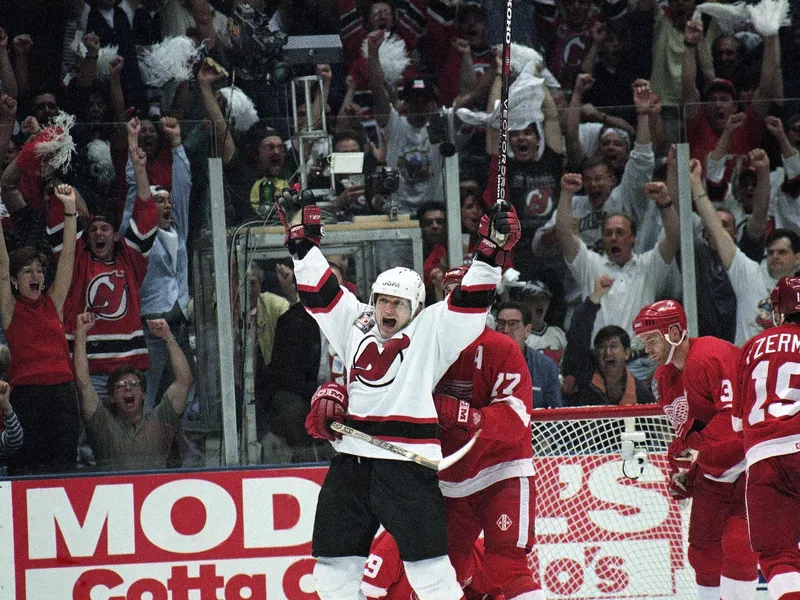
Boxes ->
[86,270,129,320]
[349,334,411,388]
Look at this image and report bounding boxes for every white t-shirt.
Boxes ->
[727,249,777,346]
[567,239,676,344]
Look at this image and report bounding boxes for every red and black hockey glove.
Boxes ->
[476,201,521,268]
[274,187,323,251]
[667,464,698,500]
[305,382,348,441]
[434,393,483,433]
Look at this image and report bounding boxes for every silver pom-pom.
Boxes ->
[139,36,203,87]
[86,139,115,184]
[748,0,789,37]
[219,86,260,133]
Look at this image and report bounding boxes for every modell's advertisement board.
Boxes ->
[1,467,326,600]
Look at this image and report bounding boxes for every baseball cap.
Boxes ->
[704,78,736,99]
[401,78,437,102]
[457,0,487,20]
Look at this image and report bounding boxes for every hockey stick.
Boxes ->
[329,422,481,471]
[490,0,514,245]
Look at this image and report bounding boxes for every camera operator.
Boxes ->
[367,31,444,215]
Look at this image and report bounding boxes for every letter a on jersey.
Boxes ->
[350,334,411,387]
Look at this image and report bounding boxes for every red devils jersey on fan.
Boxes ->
[735,323,800,466]
[435,328,534,497]
[48,196,158,374]
[362,530,495,599]
[653,337,745,481]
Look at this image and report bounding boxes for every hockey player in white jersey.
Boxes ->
[275,189,520,600]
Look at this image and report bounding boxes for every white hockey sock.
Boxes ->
[404,556,463,600]
[314,556,368,600]
[720,576,758,600]
[768,572,800,599]
[698,585,721,600]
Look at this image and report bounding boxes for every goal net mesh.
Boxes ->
[530,405,693,599]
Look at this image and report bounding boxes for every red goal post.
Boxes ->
[529,404,694,599]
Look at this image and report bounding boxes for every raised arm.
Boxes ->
[367,30,391,129]
[692,158,736,268]
[542,85,563,154]
[565,74,595,171]
[147,319,193,415]
[128,120,151,201]
[484,51,502,155]
[196,58,235,164]
[49,184,77,317]
[187,0,220,50]
[11,35,32,100]
[555,173,583,262]
[0,29,18,100]
[752,34,782,118]
[0,380,22,456]
[75,32,100,89]
[681,20,703,122]
[632,79,653,146]
[645,181,680,262]
[765,115,797,163]
[453,38,477,97]
[740,149,771,244]
[580,22,606,75]
[74,311,101,422]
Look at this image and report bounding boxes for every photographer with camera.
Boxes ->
[367,31,444,215]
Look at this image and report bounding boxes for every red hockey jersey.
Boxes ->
[435,328,534,497]
[735,323,800,466]
[653,336,746,481]
[49,195,158,374]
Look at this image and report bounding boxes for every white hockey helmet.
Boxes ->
[369,267,426,316]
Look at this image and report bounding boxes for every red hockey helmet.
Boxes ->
[771,276,800,324]
[442,264,470,293]
[632,300,687,338]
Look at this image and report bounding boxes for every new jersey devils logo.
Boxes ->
[350,334,411,388]
[86,271,129,320]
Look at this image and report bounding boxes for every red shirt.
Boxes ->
[7,294,73,386]
[687,104,764,181]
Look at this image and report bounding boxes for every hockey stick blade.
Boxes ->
[329,422,481,471]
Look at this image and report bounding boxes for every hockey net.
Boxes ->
[530,404,693,599]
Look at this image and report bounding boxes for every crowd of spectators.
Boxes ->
[0,0,798,472]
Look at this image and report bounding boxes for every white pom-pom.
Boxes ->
[139,36,202,87]
[695,2,750,35]
[71,30,85,58]
[361,33,410,86]
[34,112,77,177]
[86,139,115,183]
[747,0,788,37]
[96,45,119,80]
[219,86,260,132]
[495,43,544,78]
